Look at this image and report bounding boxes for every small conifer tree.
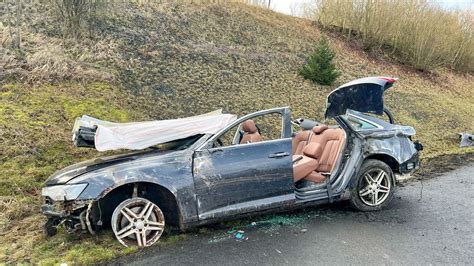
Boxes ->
[299,36,340,85]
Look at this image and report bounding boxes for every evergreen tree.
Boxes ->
[299,36,340,85]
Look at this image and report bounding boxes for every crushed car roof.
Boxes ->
[73,109,237,151]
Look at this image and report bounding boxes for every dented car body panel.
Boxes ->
[347,110,418,164]
[193,138,294,218]
[41,77,422,237]
[192,107,294,219]
[45,148,202,225]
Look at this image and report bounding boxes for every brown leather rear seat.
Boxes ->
[305,125,345,183]
[292,130,311,155]
[292,124,345,183]
[292,142,322,182]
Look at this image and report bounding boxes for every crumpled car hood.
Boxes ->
[44,150,173,186]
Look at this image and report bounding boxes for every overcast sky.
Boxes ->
[271,0,473,16]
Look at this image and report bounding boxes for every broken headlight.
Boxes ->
[42,183,88,201]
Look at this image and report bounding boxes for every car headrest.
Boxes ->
[312,125,328,134]
[293,130,310,140]
[242,120,258,133]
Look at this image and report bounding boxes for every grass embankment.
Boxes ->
[0,2,473,264]
[0,83,146,263]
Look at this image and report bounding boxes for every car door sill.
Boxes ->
[198,194,295,221]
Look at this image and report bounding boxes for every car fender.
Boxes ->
[363,136,417,165]
[70,152,199,223]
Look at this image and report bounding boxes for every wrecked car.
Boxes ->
[41,77,423,247]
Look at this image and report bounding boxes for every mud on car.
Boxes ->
[42,77,423,247]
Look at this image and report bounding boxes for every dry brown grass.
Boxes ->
[314,0,474,72]
[1,34,113,84]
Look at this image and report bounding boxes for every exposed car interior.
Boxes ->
[292,124,346,184]
[240,119,262,144]
[215,115,346,187]
[213,113,283,147]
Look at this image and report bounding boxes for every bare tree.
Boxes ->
[51,0,108,40]
[2,0,22,49]
[14,0,21,49]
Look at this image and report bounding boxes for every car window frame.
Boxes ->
[196,107,292,151]
[346,112,383,131]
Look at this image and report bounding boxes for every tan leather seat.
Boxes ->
[240,120,262,144]
[304,125,345,183]
[292,130,311,155]
[292,142,323,182]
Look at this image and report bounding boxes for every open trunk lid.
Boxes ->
[325,77,397,119]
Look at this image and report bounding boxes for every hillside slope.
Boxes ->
[1,2,473,263]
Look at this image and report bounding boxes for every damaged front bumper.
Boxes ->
[41,183,96,235]
[41,196,96,236]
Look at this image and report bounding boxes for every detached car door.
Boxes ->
[192,108,294,219]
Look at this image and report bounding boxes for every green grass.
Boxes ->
[0,2,473,264]
[0,82,153,263]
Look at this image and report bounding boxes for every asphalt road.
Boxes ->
[113,163,474,265]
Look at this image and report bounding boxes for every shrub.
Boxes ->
[299,36,340,85]
[313,0,474,72]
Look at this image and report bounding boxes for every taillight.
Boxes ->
[380,77,398,83]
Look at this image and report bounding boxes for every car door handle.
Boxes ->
[268,152,290,158]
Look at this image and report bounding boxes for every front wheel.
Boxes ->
[350,160,395,211]
[111,197,165,247]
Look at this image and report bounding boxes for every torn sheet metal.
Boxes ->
[459,133,474,147]
[72,109,237,151]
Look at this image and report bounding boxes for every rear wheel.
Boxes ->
[111,197,165,247]
[350,160,395,211]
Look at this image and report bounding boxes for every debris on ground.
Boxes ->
[253,215,307,233]
[208,229,249,243]
[459,133,473,147]
[231,230,248,241]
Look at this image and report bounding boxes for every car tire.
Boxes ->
[43,217,60,237]
[111,197,165,247]
[349,159,395,211]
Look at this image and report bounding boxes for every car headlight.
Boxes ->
[42,183,88,201]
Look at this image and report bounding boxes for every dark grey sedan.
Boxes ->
[41,77,422,247]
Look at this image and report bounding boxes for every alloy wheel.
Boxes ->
[358,169,391,206]
[111,197,165,247]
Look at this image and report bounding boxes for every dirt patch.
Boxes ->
[415,152,474,179]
